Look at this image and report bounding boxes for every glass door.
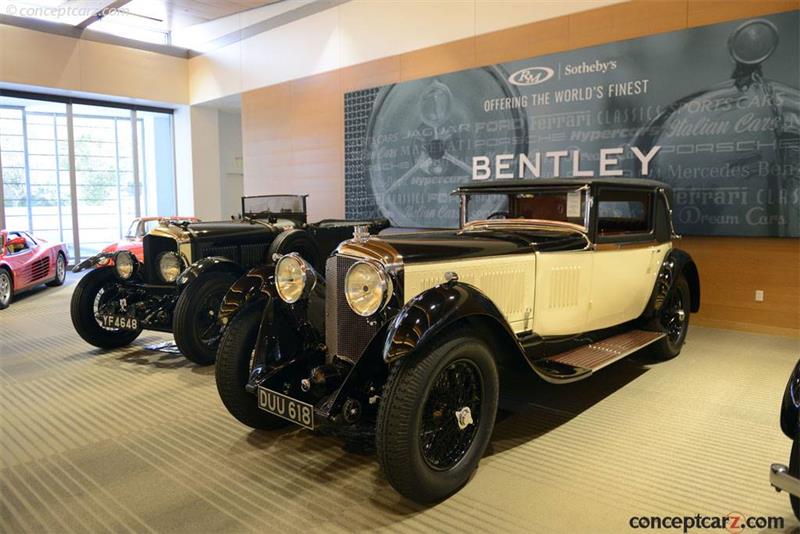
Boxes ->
[71,104,138,259]
[0,97,74,257]
[1,92,177,263]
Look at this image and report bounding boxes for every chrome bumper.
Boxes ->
[770,464,800,496]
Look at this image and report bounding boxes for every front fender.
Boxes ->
[218,264,276,326]
[72,252,113,273]
[383,281,524,364]
[176,257,245,291]
[781,360,800,439]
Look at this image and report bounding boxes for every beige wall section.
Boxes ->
[189,0,628,104]
[0,25,188,104]
[240,0,800,337]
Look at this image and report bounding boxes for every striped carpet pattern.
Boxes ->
[1,273,799,533]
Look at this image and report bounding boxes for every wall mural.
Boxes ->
[344,11,799,237]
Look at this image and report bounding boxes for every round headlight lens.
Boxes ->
[345,261,390,317]
[157,252,183,283]
[114,251,135,280]
[275,254,312,304]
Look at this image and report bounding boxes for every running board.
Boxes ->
[530,330,665,384]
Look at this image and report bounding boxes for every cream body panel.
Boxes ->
[403,255,536,333]
[531,251,593,336]
[585,243,671,331]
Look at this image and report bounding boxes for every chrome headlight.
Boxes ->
[345,261,391,317]
[157,251,184,283]
[113,251,136,280]
[275,253,315,304]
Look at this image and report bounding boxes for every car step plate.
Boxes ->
[546,330,665,372]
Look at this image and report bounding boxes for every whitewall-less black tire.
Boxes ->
[376,329,499,503]
[649,276,691,360]
[789,437,800,520]
[173,272,236,365]
[70,268,142,348]
[215,305,288,430]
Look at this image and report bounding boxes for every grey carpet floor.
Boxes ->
[1,273,799,533]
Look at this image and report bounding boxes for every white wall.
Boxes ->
[188,0,626,104]
[187,106,222,220]
[218,111,244,219]
[173,106,243,221]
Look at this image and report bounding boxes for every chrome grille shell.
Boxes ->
[325,237,403,363]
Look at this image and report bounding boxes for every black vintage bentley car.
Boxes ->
[771,359,800,520]
[70,195,388,364]
[214,178,700,503]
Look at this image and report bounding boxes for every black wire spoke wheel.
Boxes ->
[70,268,141,349]
[196,289,227,345]
[661,288,686,343]
[376,330,499,503]
[648,276,691,361]
[173,271,236,365]
[94,286,122,331]
[420,359,483,470]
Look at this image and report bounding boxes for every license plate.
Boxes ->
[257,387,315,429]
[99,315,139,331]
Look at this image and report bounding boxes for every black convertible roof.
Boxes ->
[453,178,670,194]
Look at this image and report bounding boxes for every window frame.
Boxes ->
[0,89,177,263]
[592,186,657,245]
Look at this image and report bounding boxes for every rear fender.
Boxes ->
[645,248,700,318]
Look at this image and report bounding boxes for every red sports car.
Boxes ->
[72,216,199,272]
[0,229,69,310]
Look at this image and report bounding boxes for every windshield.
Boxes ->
[125,219,141,239]
[242,195,306,218]
[463,187,589,230]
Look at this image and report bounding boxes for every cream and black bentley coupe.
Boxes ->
[214,178,700,503]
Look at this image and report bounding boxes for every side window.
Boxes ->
[596,189,652,238]
[6,232,31,253]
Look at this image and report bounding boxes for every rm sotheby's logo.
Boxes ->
[508,66,554,86]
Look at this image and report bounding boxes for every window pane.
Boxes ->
[597,190,652,236]
[1,96,176,262]
[0,97,73,258]
[72,104,137,258]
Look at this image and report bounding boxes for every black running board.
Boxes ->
[530,330,665,384]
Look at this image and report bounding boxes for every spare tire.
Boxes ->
[267,229,321,270]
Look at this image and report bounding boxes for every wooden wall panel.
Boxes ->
[340,57,402,93]
[400,37,476,81]
[679,237,800,336]
[241,1,800,336]
[475,16,571,66]
[687,0,798,27]
[568,1,688,49]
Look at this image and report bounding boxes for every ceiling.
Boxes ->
[1,0,284,44]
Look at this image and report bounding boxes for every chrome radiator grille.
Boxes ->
[325,255,380,362]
